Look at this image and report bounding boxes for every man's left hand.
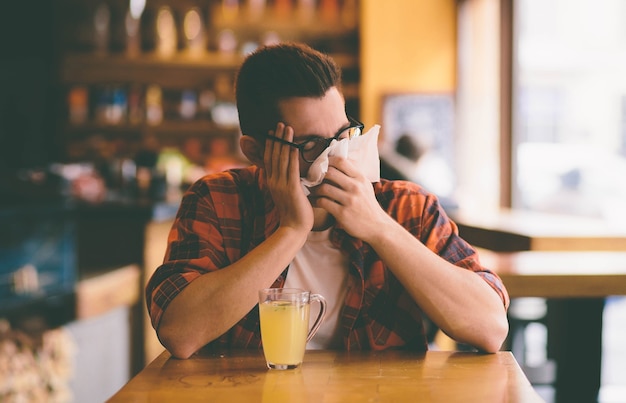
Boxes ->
[309,155,392,242]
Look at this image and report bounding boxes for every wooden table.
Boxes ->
[476,248,626,403]
[108,349,543,402]
[451,208,626,252]
[478,248,626,298]
[448,209,626,402]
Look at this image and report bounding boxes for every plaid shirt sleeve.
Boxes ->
[338,180,510,351]
[146,171,246,331]
[381,180,510,309]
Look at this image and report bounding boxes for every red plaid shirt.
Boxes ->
[146,166,509,352]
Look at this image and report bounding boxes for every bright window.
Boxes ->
[512,0,626,223]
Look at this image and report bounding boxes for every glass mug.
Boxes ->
[258,288,327,370]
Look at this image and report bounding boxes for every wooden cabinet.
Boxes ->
[55,0,360,172]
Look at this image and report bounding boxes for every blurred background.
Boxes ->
[1,0,625,402]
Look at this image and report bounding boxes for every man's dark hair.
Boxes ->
[235,42,342,138]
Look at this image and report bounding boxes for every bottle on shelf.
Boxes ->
[145,85,163,126]
[125,0,146,57]
[93,86,127,125]
[93,3,111,54]
[155,6,177,57]
[319,0,340,24]
[182,8,207,56]
[220,0,240,23]
[296,0,316,23]
[127,84,144,125]
[179,90,198,120]
[273,0,293,20]
[246,0,266,22]
[216,29,238,54]
[68,86,89,125]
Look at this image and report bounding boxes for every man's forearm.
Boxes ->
[157,226,308,359]
[367,218,509,352]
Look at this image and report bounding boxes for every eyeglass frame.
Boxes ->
[252,116,365,163]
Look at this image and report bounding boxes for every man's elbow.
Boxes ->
[157,324,200,360]
[476,317,509,353]
[164,343,196,360]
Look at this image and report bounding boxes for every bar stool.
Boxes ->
[508,297,556,386]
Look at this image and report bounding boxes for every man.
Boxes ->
[146,43,509,359]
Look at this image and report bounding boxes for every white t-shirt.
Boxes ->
[283,227,349,349]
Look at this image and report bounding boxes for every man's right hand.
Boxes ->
[264,122,314,233]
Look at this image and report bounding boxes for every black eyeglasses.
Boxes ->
[255,116,365,163]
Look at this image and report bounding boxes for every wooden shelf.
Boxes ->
[210,14,358,40]
[64,120,240,137]
[60,51,359,88]
[55,0,361,162]
[61,52,242,87]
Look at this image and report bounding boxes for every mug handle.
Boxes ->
[307,293,327,342]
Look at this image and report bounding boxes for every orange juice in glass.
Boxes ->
[258,288,326,370]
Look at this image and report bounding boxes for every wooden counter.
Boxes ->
[76,264,141,320]
[107,349,543,402]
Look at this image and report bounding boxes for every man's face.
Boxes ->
[277,87,349,178]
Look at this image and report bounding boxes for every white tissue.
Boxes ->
[300,124,381,195]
